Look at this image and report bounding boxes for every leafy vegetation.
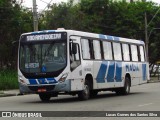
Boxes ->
[0,0,33,69]
[42,0,160,65]
[0,70,18,90]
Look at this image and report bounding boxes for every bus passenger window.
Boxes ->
[140,46,145,62]
[102,41,113,60]
[113,42,122,61]
[131,45,138,61]
[93,40,101,60]
[122,44,130,61]
[81,39,91,59]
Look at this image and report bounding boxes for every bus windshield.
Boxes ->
[19,41,67,77]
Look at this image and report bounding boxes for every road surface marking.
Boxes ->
[138,103,153,107]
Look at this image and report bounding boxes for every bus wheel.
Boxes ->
[116,77,130,95]
[39,93,51,102]
[78,81,90,100]
[90,91,98,98]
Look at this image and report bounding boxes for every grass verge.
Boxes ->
[0,69,18,90]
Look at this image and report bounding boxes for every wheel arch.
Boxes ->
[85,74,93,90]
[125,73,131,87]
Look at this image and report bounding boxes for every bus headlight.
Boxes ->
[59,73,68,82]
[19,77,26,85]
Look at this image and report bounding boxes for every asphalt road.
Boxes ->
[0,82,160,120]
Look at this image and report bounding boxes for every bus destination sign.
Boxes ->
[27,33,62,41]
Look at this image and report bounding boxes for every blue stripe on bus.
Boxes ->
[31,31,44,34]
[106,62,115,82]
[140,40,144,45]
[29,78,57,85]
[47,78,57,83]
[99,34,106,39]
[46,30,55,33]
[115,62,122,82]
[107,36,113,40]
[38,78,48,84]
[96,61,108,83]
[114,37,120,41]
[31,31,39,34]
[29,79,37,85]
[31,30,55,35]
[142,64,147,81]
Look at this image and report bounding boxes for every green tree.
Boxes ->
[42,0,160,65]
[0,0,33,69]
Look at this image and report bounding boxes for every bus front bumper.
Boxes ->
[19,80,71,94]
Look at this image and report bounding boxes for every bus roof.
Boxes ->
[22,29,144,45]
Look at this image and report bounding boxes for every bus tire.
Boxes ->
[39,93,51,102]
[78,80,90,100]
[116,77,130,95]
[90,91,98,98]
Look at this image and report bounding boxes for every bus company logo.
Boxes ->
[126,64,139,72]
[2,112,11,117]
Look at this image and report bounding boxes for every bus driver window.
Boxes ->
[70,43,81,70]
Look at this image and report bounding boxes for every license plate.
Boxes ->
[37,88,46,92]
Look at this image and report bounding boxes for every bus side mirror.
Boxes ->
[72,43,77,54]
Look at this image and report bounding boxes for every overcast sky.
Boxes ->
[18,0,68,11]
[17,0,160,12]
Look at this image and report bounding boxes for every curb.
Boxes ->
[0,93,17,97]
[0,90,22,97]
[147,80,160,83]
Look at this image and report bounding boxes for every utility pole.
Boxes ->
[145,12,148,62]
[144,7,160,62]
[33,0,38,31]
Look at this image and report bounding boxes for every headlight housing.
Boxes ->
[59,73,68,82]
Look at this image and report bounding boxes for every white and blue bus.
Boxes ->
[18,29,149,101]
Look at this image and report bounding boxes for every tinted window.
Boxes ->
[19,42,67,73]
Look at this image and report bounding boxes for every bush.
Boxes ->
[0,69,18,90]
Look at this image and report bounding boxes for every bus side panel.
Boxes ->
[70,65,84,91]
[124,62,148,86]
[94,61,123,89]
[124,62,140,86]
[93,61,114,89]
[81,60,95,88]
[114,61,124,88]
[146,62,150,81]
[69,36,84,91]
[139,62,149,84]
